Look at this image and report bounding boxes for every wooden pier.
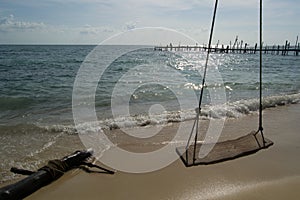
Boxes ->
[154,37,300,56]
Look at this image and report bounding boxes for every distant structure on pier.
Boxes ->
[154,36,299,56]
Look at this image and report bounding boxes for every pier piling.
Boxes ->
[154,38,300,56]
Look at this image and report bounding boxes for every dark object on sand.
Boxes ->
[0,149,114,200]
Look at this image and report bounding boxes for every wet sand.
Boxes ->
[22,104,300,199]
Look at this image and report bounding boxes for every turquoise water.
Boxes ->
[0,45,299,183]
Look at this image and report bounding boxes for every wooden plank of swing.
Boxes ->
[176,131,273,167]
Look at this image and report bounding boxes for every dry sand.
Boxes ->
[23,104,300,199]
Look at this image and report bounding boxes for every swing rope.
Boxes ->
[185,0,267,164]
[185,0,219,164]
[255,0,266,146]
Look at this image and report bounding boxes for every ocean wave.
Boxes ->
[3,92,288,134]
[223,81,296,92]
[214,93,300,118]
[40,93,300,133]
[42,124,77,135]
[104,93,300,129]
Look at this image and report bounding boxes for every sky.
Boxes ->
[0,0,299,45]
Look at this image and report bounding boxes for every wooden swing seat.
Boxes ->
[176,131,273,167]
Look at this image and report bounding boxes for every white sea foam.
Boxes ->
[103,93,300,129]
[44,93,300,133]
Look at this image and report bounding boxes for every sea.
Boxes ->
[0,45,299,183]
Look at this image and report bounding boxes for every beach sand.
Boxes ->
[17,104,300,199]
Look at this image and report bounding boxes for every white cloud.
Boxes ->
[79,24,114,35]
[0,14,45,32]
[0,14,119,43]
[124,21,138,31]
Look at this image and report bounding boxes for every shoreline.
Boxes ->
[20,103,300,200]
